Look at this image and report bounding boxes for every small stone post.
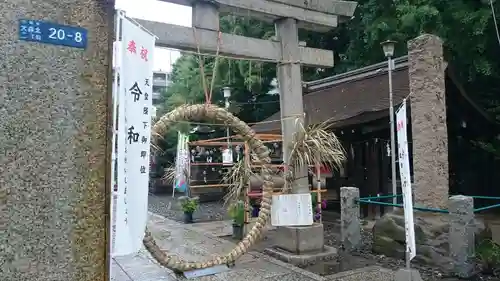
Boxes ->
[341,187,361,251]
[449,195,475,278]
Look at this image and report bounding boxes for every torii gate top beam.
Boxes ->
[269,0,357,16]
[159,0,357,31]
[137,19,334,67]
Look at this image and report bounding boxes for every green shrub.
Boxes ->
[228,200,245,226]
[477,239,500,271]
[178,196,199,213]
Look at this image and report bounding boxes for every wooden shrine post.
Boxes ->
[137,0,357,259]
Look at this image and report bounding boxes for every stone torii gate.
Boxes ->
[137,0,357,190]
[137,0,357,259]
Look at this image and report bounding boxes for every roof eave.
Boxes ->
[305,56,409,92]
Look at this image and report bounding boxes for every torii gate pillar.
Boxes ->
[275,17,309,191]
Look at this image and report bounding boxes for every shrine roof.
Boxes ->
[251,56,410,133]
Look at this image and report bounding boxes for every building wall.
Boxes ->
[1,0,112,280]
[408,34,449,210]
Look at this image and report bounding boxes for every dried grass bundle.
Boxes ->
[162,165,189,185]
[221,159,254,205]
[286,119,346,187]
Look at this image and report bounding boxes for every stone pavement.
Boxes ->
[111,213,394,281]
[111,213,323,281]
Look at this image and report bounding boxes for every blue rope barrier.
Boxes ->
[359,194,402,200]
[356,194,500,214]
[474,203,500,212]
[471,196,500,200]
[356,199,449,213]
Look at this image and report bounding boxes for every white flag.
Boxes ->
[396,99,416,260]
[112,14,156,256]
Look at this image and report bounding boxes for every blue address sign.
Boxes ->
[19,19,88,49]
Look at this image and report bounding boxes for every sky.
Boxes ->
[115,0,192,72]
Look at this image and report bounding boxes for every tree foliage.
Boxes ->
[158,0,500,162]
[306,0,500,107]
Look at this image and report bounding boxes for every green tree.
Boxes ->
[159,0,500,163]
[157,16,279,161]
[305,0,500,108]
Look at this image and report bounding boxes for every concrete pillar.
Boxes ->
[340,187,361,251]
[407,34,449,209]
[449,195,475,278]
[192,1,219,31]
[273,17,320,260]
[1,1,113,280]
[275,18,309,192]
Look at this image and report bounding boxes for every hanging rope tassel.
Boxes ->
[192,28,223,104]
[208,31,222,102]
[192,27,210,104]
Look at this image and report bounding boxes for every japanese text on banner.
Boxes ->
[112,16,155,257]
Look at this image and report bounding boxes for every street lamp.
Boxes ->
[381,40,396,58]
[381,40,398,207]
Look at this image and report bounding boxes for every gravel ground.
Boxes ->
[148,192,230,223]
[147,195,499,281]
[318,212,500,281]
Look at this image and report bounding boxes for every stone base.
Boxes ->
[394,268,423,281]
[264,245,338,267]
[274,223,324,253]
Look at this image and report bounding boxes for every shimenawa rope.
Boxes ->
[144,104,274,272]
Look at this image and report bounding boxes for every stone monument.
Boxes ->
[408,34,449,210]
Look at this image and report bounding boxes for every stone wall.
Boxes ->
[0,1,112,280]
[408,34,449,209]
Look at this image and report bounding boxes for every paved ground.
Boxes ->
[111,213,395,281]
[146,193,500,280]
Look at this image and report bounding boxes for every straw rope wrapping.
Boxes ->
[144,104,274,272]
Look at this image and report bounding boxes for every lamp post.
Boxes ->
[381,40,397,207]
[223,87,232,150]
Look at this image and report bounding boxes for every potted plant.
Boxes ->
[178,196,198,223]
[228,200,245,240]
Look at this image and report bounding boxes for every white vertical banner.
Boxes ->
[113,14,156,256]
[174,133,189,194]
[173,131,183,193]
[396,99,416,260]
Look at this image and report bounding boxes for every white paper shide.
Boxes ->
[396,99,416,260]
[222,148,233,165]
[112,16,156,256]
